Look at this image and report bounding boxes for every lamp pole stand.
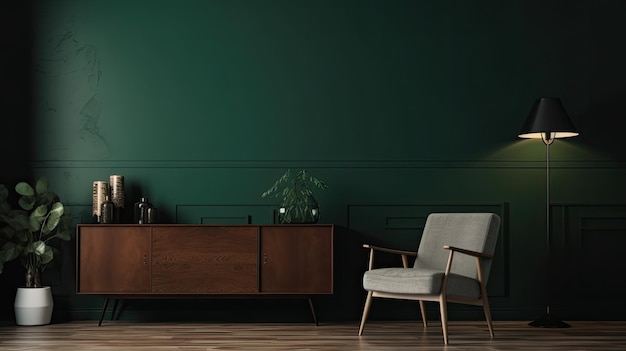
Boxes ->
[518,97,578,327]
[528,133,571,328]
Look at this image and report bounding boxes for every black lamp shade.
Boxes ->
[518,98,579,139]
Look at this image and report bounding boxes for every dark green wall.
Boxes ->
[2,0,626,323]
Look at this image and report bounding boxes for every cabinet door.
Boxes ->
[151,226,258,294]
[260,225,333,294]
[78,226,151,293]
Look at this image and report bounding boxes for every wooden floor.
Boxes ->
[1,320,625,350]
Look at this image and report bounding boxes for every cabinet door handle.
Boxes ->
[143,253,147,265]
[263,253,268,264]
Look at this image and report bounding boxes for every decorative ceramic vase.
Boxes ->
[109,175,125,223]
[92,181,108,223]
[14,287,54,326]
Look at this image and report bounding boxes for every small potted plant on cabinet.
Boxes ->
[261,169,328,224]
[0,177,72,325]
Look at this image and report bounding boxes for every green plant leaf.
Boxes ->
[10,212,30,232]
[13,229,30,243]
[35,177,49,195]
[18,195,35,211]
[0,184,8,201]
[43,202,64,234]
[29,205,48,233]
[261,169,291,198]
[15,182,34,197]
[54,226,71,241]
[1,241,22,263]
[35,242,53,265]
[40,246,54,264]
[39,192,57,207]
[0,225,13,239]
[54,213,72,241]
[31,240,46,255]
[0,201,10,216]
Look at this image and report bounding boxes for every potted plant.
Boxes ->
[0,177,72,325]
[261,169,328,224]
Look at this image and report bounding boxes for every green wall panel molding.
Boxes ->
[550,204,626,320]
[29,159,626,169]
[175,204,276,224]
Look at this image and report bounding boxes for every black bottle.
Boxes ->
[134,197,153,224]
[100,195,114,224]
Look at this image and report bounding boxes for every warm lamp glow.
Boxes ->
[518,131,579,139]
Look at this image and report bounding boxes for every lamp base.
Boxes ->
[528,312,571,328]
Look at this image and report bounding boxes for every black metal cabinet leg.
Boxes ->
[98,298,110,326]
[111,299,119,321]
[308,298,319,326]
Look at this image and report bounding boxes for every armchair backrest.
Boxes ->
[414,213,501,281]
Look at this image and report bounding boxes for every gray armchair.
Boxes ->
[358,213,501,345]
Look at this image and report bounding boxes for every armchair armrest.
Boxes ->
[443,245,493,259]
[362,244,417,270]
[363,244,417,257]
[442,246,493,285]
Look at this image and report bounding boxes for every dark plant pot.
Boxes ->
[279,195,320,224]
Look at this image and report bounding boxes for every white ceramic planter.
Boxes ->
[14,287,54,326]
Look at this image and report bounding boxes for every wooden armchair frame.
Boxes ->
[358,243,495,345]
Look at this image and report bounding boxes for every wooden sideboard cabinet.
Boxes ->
[76,224,333,324]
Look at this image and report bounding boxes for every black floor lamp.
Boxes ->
[518,97,579,328]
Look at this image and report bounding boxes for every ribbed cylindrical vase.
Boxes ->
[92,181,109,223]
[109,175,125,223]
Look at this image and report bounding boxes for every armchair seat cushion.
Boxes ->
[363,267,481,298]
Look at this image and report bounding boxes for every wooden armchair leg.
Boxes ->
[358,291,374,336]
[439,297,449,345]
[482,297,495,339]
[419,300,427,328]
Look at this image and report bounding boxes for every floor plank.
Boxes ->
[0,320,625,350]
